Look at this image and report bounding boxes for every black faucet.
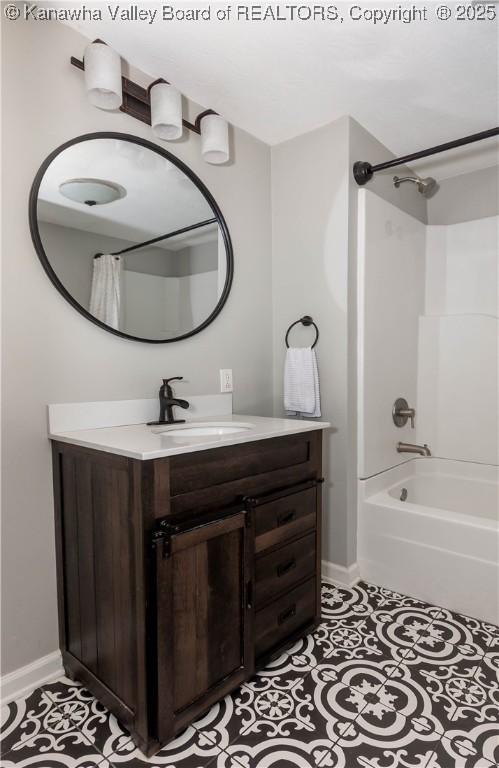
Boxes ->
[147,377,190,426]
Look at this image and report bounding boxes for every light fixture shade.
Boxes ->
[201,114,229,165]
[150,82,183,141]
[84,41,122,110]
[59,178,126,206]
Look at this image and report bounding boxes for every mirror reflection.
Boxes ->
[34,136,231,341]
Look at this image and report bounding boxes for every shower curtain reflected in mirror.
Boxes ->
[89,254,122,330]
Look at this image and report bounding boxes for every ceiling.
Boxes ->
[37,136,216,248]
[66,5,498,175]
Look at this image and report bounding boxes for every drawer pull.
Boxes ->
[277,510,295,527]
[278,604,296,625]
[277,558,296,578]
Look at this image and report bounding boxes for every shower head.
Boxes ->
[417,176,439,198]
[393,175,439,198]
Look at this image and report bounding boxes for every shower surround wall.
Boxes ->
[358,178,499,476]
[418,215,499,464]
[357,190,426,479]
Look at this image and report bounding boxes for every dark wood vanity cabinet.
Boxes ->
[51,430,323,756]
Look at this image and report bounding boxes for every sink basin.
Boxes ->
[157,422,253,438]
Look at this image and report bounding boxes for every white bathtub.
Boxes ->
[358,458,499,625]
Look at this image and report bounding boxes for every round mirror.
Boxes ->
[29,132,233,343]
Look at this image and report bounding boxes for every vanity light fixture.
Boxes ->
[83,39,123,110]
[59,178,126,206]
[71,46,231,164]
[149,79,183,141]
[200,114,230,165]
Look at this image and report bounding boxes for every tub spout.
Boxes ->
[397,442,431,457]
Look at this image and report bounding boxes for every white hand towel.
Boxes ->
[284,347,321,418]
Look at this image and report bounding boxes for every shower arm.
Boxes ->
[353,126,499,186]
[393,176,419,187]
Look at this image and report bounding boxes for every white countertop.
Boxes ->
[49,414,330,460]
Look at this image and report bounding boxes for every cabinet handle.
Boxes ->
[277,558,296,578]
[277,510,295,527]
[278,604,297,625]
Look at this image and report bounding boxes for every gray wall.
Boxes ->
[427,166,499,224]
[271,116,427,571]
[271,117,351,569]
[349,118,427,225]
[39,222,218,309]
[176,241,218,277]
[1,20,272,675]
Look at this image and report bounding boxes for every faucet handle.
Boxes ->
[162,377,183,398]
[393,398,416,429]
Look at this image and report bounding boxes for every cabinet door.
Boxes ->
[155,511,252,742]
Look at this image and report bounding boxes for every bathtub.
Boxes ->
[358,458,499,625]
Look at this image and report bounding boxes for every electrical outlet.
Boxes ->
[220,369,233,393]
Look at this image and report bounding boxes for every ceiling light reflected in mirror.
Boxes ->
[59,178,127,207]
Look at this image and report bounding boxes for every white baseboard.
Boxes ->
[0,651,63,706]
[321,560,361,588]
[0,563,359,706]
[0,563,360,706]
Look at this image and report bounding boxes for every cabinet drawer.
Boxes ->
[170,433,316,496]
[255,578,316,659]
[251,485,316,554]
[255,532,316,609]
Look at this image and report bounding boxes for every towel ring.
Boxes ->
[285,315,319,349]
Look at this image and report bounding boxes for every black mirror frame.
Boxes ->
[29,131,234,344]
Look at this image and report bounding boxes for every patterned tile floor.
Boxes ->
[2,581,498,767]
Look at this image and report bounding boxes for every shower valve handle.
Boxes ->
[399,409,415,429]
[393,398,415,429]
